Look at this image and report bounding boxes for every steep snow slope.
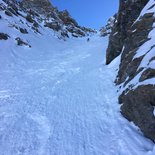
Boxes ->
[1,0,155,154]
[1,19,155,154]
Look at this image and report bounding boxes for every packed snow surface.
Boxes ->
[0,34,155,155]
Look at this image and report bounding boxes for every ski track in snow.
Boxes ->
[0,36,155,155]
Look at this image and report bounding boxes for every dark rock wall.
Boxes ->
[119,85,155,141]
[106,0,155,141]
[116,12,155,85]
[106,0,148,65]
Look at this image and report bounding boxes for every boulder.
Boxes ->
[5,10,12,16]
[0,33,9,40]
[26,14,34,23]
[15,37,31,47]
[19,28,28,34]
[120,85,155,141]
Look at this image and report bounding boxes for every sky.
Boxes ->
[51,0,119,30]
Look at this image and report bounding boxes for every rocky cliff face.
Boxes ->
[106,0,148,65]
[106,0,155,141]
[20,0,96,38]
[0,0,95,42]
[21,0,55,16]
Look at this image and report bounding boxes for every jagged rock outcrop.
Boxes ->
[58,10,78,26]
[0,0,95,43]
[21,0,55,16]
[20,0,96,38]
[100,15,116,37]
[106,0,155,141]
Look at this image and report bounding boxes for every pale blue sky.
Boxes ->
[52,0,119,30]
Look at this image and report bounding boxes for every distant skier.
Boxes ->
[87,38,90,42]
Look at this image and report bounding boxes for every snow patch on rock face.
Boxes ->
[153,108,155,117]
[138,0,155,19]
